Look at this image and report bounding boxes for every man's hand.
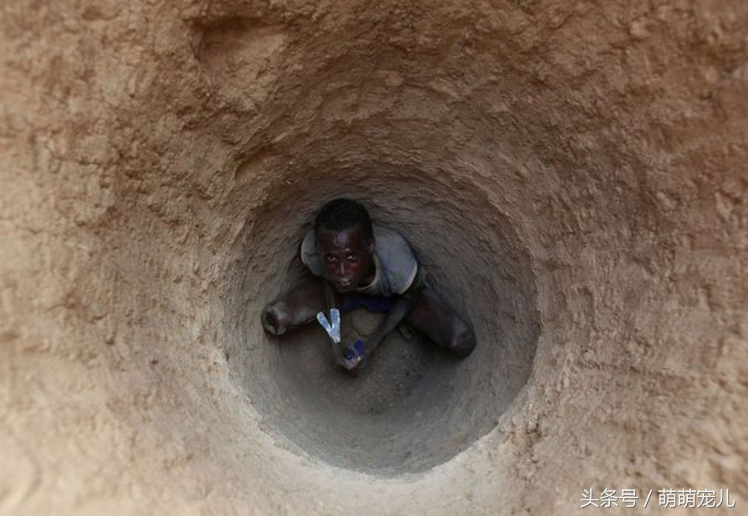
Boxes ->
[338,340,366,372]
[339,353,363,371]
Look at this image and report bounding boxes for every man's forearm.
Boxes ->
[366,296,414,354]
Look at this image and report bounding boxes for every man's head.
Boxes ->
[314,199,375,293]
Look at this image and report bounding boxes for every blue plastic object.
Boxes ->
[342,339,364,361]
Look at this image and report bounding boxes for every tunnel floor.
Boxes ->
[258,307,489,474]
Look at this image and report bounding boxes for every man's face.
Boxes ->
[316,225,374,293]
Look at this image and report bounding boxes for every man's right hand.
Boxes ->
[338,340,366,372]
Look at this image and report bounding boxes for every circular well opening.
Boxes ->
[230,162,539,475]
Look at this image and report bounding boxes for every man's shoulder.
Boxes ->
[301,228,316,251]
[372,224,419,295]
[300,229,322,275]
[372,224,412,249]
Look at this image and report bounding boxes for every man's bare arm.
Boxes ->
[338,268,424,371]
[364,295,417,355]
[359,276,424,359]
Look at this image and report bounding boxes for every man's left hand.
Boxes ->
[340,354,363,371]
[338,340,366,371]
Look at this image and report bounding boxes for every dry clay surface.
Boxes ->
[1,0,747,515]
